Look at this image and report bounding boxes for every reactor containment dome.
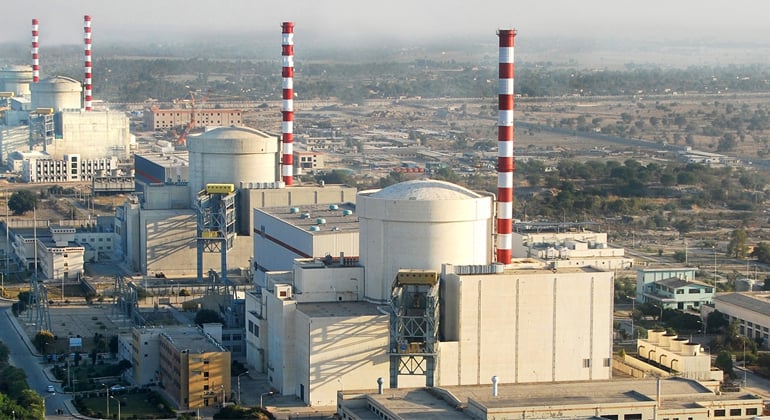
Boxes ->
[357,179,493,302]
[187,126,280,200]
[30,76,82,111]
[0,65,32,96]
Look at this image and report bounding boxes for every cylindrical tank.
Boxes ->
[357,179,493,302]
[30,76,82,111]
[187,126,279,203]
[0,65,33,96]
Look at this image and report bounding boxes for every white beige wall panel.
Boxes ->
[56,112,131,160]
[266,294,297,395]
[312,233,359,259]
[140,210,196,276]
[293,265,364,301]
[302,313,389,406]
[436,341,461,386]
[437,271,612,386]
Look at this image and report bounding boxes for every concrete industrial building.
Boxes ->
[512,224,633,270]
[241,27,620,408]
[636,267,714,311]
[23,154,120,183]
[245,180,615,407]
[704,292,770,348]
[336,377,763,420]
[116,126,356,277]
[635,329,721,382]
[1,21,132,171]
[9,225,85,281]
[252,202,359,285]
[143,107,243,130]
[130,325,231,410]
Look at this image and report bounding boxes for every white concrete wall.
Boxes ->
[298,311,389,406]
[51,111,131,160]
[266,288,297,396]
[438,268,613,386]
[293,264,364,302]
[138,209,253,277]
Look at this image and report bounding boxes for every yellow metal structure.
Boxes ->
[205,183,235,194]
[395,269,438,287]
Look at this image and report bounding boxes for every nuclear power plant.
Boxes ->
[240,26,615,408]
[0,16,132,182]
[2,15,753,419]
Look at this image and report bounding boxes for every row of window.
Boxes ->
[248,320,260,338]
[713,407,758,416]
[582,358,612,368]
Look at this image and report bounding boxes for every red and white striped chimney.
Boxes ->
[31,19,39,83]
[496,29,516,264]
[83,15,92,111]
[281,21,295,185]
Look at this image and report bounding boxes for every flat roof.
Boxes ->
[159,326,227,353]
[136,152,189,169]
[348,377,759,416]
[258,202,359,234]
[716,292,770,317]
[297,301,384,318]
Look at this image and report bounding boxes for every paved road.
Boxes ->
[0,301,74,419]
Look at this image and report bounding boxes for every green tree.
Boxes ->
[715,350,735,378]
[751,243,770,264]
[7,190,36,215]
[194,309,224,326]
[33,330,55,355]
[706,310,729,334]
[727,228,749,259]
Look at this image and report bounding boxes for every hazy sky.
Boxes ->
[0,0,768,47]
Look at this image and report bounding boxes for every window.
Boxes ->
[676,289,684,294]
[714,409,725,417]
[689,288,699,293]
[583,359,591,368]
[203,372,209,378]
[746,408,758,415]
[623,415,641,420]
[604,358,611,367]
[729,409,740,416]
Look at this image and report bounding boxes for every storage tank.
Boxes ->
[0,65,32,96]
[30,76,82,111]
[357,179,493,302]
[187,126,280,202]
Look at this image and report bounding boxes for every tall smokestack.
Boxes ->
[281,21,295,185]
[83,15,92,111]
[31,19,39,83]
[496,29,516,264]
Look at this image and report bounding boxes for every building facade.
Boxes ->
[706,292,770,348]
[154,326,231,410]
[23,154,120,183]
[143,107,242,130]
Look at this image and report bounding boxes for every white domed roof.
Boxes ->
[198,126,273,141]
[0,65,31,72]
[43,76,81,86]
[371,179,481,200]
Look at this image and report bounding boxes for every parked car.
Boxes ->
[110,385,126,392]
[47,385,55,393]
